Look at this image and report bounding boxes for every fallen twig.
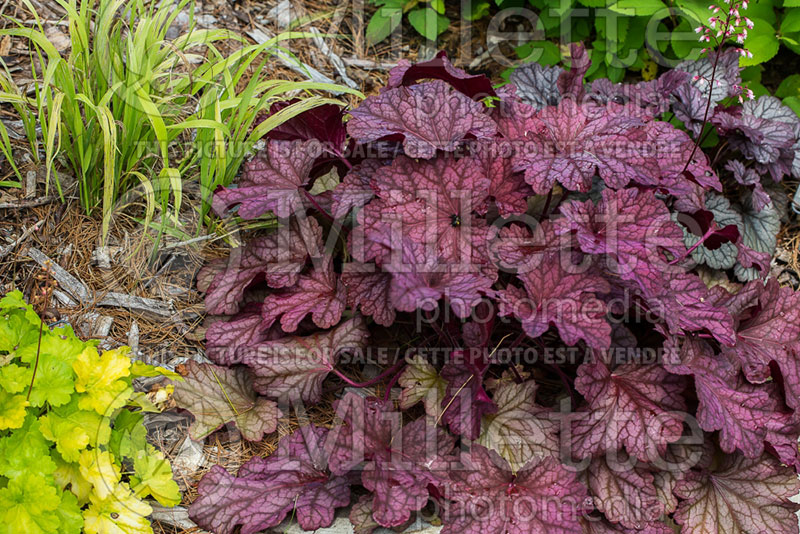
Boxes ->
[0,196,58,209]
[341,56,400,70]
[308,27,359,89]
[0,220,43,260]
[27,246,92,301]
[26,247,175,317]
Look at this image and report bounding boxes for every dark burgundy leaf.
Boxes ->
[244,316,369,403]
[385,51,496,100]
[189,425,350,534]
[571,360,686,461]
[212,140,319,218]
[441,444,590,534]
[329,393,455,527]
[261,256,346,332]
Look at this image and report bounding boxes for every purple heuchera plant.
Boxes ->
[175,47,800,534]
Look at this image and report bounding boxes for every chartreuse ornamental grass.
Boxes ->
[0,290,182,534]
[0,0,362,242]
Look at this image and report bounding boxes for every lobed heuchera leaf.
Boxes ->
[477,381,559,471]
[673,452,800,534]
[721,279,800,409]
[472,144,532,217]
[509,62,563,109]
[260,256,346,332]
[347,80,497,159]
[726,160,771,213]
[627,268,736,346]
[381,236,496,319]
[201,218,322,315]
[556,188,685,276]
[507,99,656,194]
[441,444,590,534]
[330,160,384,219]
[498,253,611,350]
[385,51,496,100]
[671,337,780,458]
[341,269,396,326]
[204,305,280,365]
[398,354,447,418]
[189,425,350,534]
[713,96,800,181]
[244,316,369,404]
[366,154,492,265]
[329,393,455,527]
[584,453,665,528]
[212,139,320,219]
[263,100,348,153]
[571,360,686,461]
[172,361,281,442]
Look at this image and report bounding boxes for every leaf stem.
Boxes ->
[26,319,44,402]
[332,359,406,389]
[670,220,718,265]
[303,189,334,222]
[682,8,735,173]
[382,365,406,402]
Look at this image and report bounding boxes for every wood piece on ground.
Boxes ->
[52,289,77,307]
[0,220,42,260]
[127,319,140,356]
[170,435,207,475]
[91,245,112,270]
[148,504,199,531]
[0,196,58,209]
[308,27,359,89]
[97,292,174,317]
[24,170,36,198]
[341,56,400,70]
[27,246,92,301]
[27,247,175,317]
[80,312,114,338]
[267,0,303,28]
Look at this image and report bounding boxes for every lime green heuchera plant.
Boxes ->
[0,290,180,534]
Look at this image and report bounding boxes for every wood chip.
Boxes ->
[24,170,36,198]
[0,220,42,260]
[0,196,58,209]
[341,56,400,70]
[148,504,199,531]
[27,247,175,317]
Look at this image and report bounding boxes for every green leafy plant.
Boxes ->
[367,0,451,44]
[0,0,360,242]
[462,0,800,84]
[0,290,181,534]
